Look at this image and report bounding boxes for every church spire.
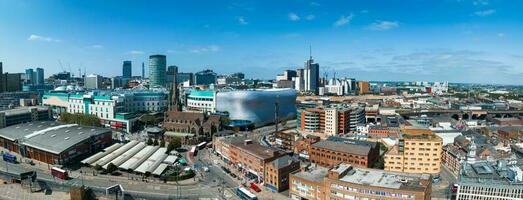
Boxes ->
[169,72,180,112]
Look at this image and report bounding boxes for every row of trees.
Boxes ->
[59,112,101,127]
[145,137,182,153]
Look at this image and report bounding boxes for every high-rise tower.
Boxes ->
[304,46,320,94]
[142,62,145,79]
[122,61,132,78]
[148,55,166,86]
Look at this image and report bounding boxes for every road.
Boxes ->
[0,155,236,199]
[0,122,295,199]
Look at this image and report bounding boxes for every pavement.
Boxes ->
[0,122,296,199]
[0,180,70,200]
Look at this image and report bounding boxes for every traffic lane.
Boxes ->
[205,164,237,188]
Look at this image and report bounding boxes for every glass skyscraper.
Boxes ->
[148,55,166,87]
[122,61,132,78]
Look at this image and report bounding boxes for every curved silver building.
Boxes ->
[149,55,166,87]
[216,89,297,127]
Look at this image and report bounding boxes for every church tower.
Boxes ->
[169,72,180,112]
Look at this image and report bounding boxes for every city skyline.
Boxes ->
[1,0,523,85]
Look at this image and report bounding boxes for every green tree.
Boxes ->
[160,139,166,147]
[147,137,154,145]
[140,114,157,126]
[153,139,159,146]
[94,164,103,171]
[167,138,181,153]
[106,163,117,173]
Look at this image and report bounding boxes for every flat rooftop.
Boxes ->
[0,106,48,116]
[459,160,523,187]
[0,121,111,155]
[312,139,373,156]
[292,165,329,182]
[338,164,431,191]
[235,143,281,160]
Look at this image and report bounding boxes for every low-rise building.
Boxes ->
[456,160,523,200]
[230,140,285,183]
[274,130,300,151]
[0,106,51,128]
[265,155,301,192]
[0,121,112,164]
[290,163,433,200]
[441,143,466,177]
[309,136,379,168]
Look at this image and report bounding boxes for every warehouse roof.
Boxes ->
[0,121,111,155]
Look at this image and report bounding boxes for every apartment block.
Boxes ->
[299,105,365,137]
[290,164,433,200]
[384,130,443,174]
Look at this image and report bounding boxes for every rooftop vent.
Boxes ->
[91,129,95,131]
[78,132,83,135]
[51,134,56,138]
[65,137,70,140]
[400,178,408,183]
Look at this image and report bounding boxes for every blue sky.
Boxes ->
[1,0,522,84]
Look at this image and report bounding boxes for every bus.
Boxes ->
[235,187,257,200]
[51,167,68,180]
[197,142,207,150]
[189,146,198,157]
[2,153,16,164]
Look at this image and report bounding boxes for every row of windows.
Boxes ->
[459,185,523,198]
[330,184,415,199]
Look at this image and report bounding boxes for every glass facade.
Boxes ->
[149,55,166,87]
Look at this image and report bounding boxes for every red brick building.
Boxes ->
[309,137,380,168]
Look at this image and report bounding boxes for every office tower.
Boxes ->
[24,68,34,85]
[0,62,3,92]
[166,65,178,87]
[122,61,132,78]
[35,68,44,85]
[231,72,245,79]
[194,69,217,85]
[357,81,370,94]
[294,69,305,91]
[84,74,103,89]
[303,47,320,94]
[167,65,178,75]
[176,72,194,85]
[142,62,145,78]
[149,55,166,86]
[5,73,22,92]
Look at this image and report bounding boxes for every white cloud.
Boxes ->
[288,13,300,21]
[473,0,489,6]
[474,9,495,17]
[497,32,505,37]
[27,34,61,42]
[87,44,104,49]
[305,15,315,20]
[128,50,144,55]
[333,14,353,27]
[237,16,248,25]
[367,21,399,31]
[190,45,221,54]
